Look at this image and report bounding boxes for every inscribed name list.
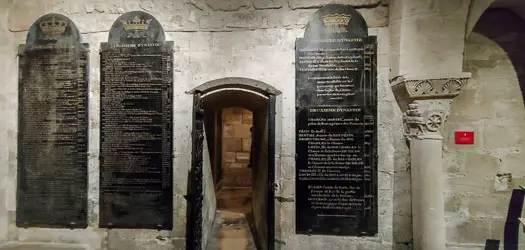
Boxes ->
[99,43,173,229]
[295,35,377,236]
[17,46,89,228]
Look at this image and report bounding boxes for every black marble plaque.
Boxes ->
[295,4,378,236]
[17,13,88,228]
[99,11,173,230]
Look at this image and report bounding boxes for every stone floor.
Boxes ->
[205,187,257,250]
[216,187,252,214]
[0,188,257,250]
[219,167,253,188]
[0,243,87,250]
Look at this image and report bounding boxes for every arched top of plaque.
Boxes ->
[25,13,82,46]
[304,4,368,39]
[108,11,165,44]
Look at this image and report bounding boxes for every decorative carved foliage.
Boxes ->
[405,77,467,99]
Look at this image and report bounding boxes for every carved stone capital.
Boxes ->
[400,77,468,99]
[391,73,471,113]
[403,99,452,140]
[391,74,470,140]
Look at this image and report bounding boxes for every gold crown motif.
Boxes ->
[322,13,352,26]
[39,17,67,40]
[120,16,152,31]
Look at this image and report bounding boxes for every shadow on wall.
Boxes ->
[473,9,525,246]
[442,6,525,248]
[474,8,525,103]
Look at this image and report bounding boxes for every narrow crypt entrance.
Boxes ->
[187,78,278,250]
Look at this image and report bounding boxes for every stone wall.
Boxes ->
[388,0,470,78]
[0,0,409,249]
[0,0,14,245]
[202,129,216,250]
[443,9,525,249]
[220,107,253,188]
[8,0,389,33]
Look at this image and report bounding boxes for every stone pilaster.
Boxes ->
[391,74,470,250]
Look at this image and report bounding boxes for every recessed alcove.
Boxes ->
[190,78,279,250]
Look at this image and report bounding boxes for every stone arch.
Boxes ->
[445,4,525,248]
[465,0,525,38]
[189,77,281,97]
[465,0,497,38]
[463,2,525,101]
[189,77,279,250]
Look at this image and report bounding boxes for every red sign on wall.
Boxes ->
[455,131,475,144]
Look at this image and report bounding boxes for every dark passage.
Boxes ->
[207,107,256,250]
[201,89,272,250]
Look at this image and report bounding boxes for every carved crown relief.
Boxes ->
[322,13,352,33]
[120,16,152,39]
[39,17,67,40]
[322,13,352,26]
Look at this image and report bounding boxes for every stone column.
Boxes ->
[391,74,470,250]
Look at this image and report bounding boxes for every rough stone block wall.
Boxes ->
[221,107,253,187]
[0,1,13,245]
[443,9,525,249]
[0,0,411,249]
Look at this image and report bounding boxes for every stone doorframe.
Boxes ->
[391,73,471,250]
[188,77,282,250]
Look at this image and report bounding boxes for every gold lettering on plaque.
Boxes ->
[39,17,67,40]
[322,13,351,33]
[120,16,152,39]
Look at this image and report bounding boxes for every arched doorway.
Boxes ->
[186,78,280,250]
